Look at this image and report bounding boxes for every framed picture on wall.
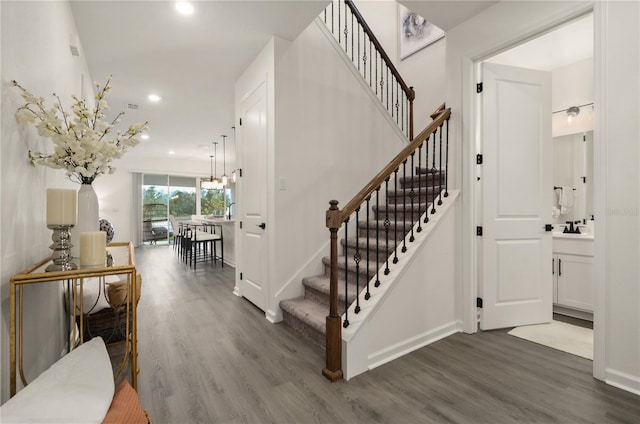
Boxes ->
[399,4,445,60]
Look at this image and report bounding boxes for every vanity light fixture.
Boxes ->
[175,2,194,15]
[140,134,150,140]
[148,94,162,102]
[566,106,580,123]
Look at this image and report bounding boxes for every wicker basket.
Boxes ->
[78,306,132,344]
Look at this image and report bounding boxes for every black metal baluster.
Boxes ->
[343,217,349,328]
[401,90,405,134]
[374,185,381,288]
[365,196,371,300]
[401,159,407,253]
[431,128,437,215]
[391,73,394,119]
[386,67,389,112]
[379,54,384,103]
[375,49,378,95]
[444,117,450,198]
[357,21,360,72]
[393,168,399,264]
[409,152,415,242]
[417,143,423,232]
[369,40,372,89]
[324,5,327,23]
[354,208,361,314]
[438,122,443,206]
[351,11,354,63]
[424,133,431,224]
[344,1,348,51]
[432,127,437,172]
[338,0,340,44]
[383,177,390,277]
[395,81,400,125]
[331,0,334,34]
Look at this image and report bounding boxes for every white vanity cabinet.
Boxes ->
[552,235,595,316]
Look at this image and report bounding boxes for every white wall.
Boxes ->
[268,19,411,321]
[552,57,594,137]
[342,193,461,379]
[0,0,95,403]
[447,0,639,395]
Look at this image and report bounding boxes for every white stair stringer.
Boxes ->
[341,190,462,380]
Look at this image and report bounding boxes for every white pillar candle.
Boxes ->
[46,189,77,226]
[79,231,106,266]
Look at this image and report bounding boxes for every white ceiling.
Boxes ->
[485,13,593,71]
[70,0,501,169]
[69,0,328,166]
[400,1,498,31]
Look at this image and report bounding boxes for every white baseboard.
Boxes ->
[368,321,461,370]
[605,368,640,396]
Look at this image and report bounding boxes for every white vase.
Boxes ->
[71,183,100,259]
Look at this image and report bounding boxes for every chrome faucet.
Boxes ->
[227,202,236,220]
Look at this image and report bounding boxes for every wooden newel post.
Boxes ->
[323,200,343,382]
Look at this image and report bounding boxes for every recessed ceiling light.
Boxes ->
[140,134,150,140]
[168,151,175,155]
[148,94,162,102]
[175,2,194,15]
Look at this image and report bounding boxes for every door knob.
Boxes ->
[544,224,554,232]
[257,223,266,229]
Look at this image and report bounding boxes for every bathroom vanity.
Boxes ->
[552,231,594,320]
[552,129,594,321]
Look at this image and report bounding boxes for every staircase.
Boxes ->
[280,168,445,349]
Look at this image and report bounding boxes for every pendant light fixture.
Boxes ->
[201,142,222,190]
[221,135,228,186]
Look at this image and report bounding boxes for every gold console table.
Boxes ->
[9,242,138,397]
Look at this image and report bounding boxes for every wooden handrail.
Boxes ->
[334,106,451,224]
[344,0,415,102]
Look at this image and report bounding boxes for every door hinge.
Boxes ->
[476,154,483,164]
[476,226,483,236]
[476,82,483,93]
[239,221,242,229]
[582,176,586,183]
[239,118,242,126]
[238,168,243,177]
[476,297,483,308]
[240,272,243,280]
[583,135,586,142]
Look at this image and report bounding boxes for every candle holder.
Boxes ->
[46,225,78,272]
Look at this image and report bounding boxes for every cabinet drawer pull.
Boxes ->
[558,258,562,276]
[552,258,554,275]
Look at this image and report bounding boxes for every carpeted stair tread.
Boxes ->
[399,172,445,187]
[358,219,415,231]
[415,167,445,176]
[302,274,359,306]
[386,186,438,198]
[322,255,378,277]
[280,297,327,335]
[373,202,430,212]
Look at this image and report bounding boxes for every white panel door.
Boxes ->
[239,80,268,312]
[480,62,553,330]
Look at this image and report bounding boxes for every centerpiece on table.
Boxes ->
[13,76,148,255]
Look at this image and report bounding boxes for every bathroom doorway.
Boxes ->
[476,12,595,356]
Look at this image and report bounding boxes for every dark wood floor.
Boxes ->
[133,245,640,424]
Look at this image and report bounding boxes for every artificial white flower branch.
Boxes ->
[13,76,149,184]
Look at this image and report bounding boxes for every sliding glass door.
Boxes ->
[142,174,196,244]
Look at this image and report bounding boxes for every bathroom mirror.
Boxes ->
[552,130,593,225]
